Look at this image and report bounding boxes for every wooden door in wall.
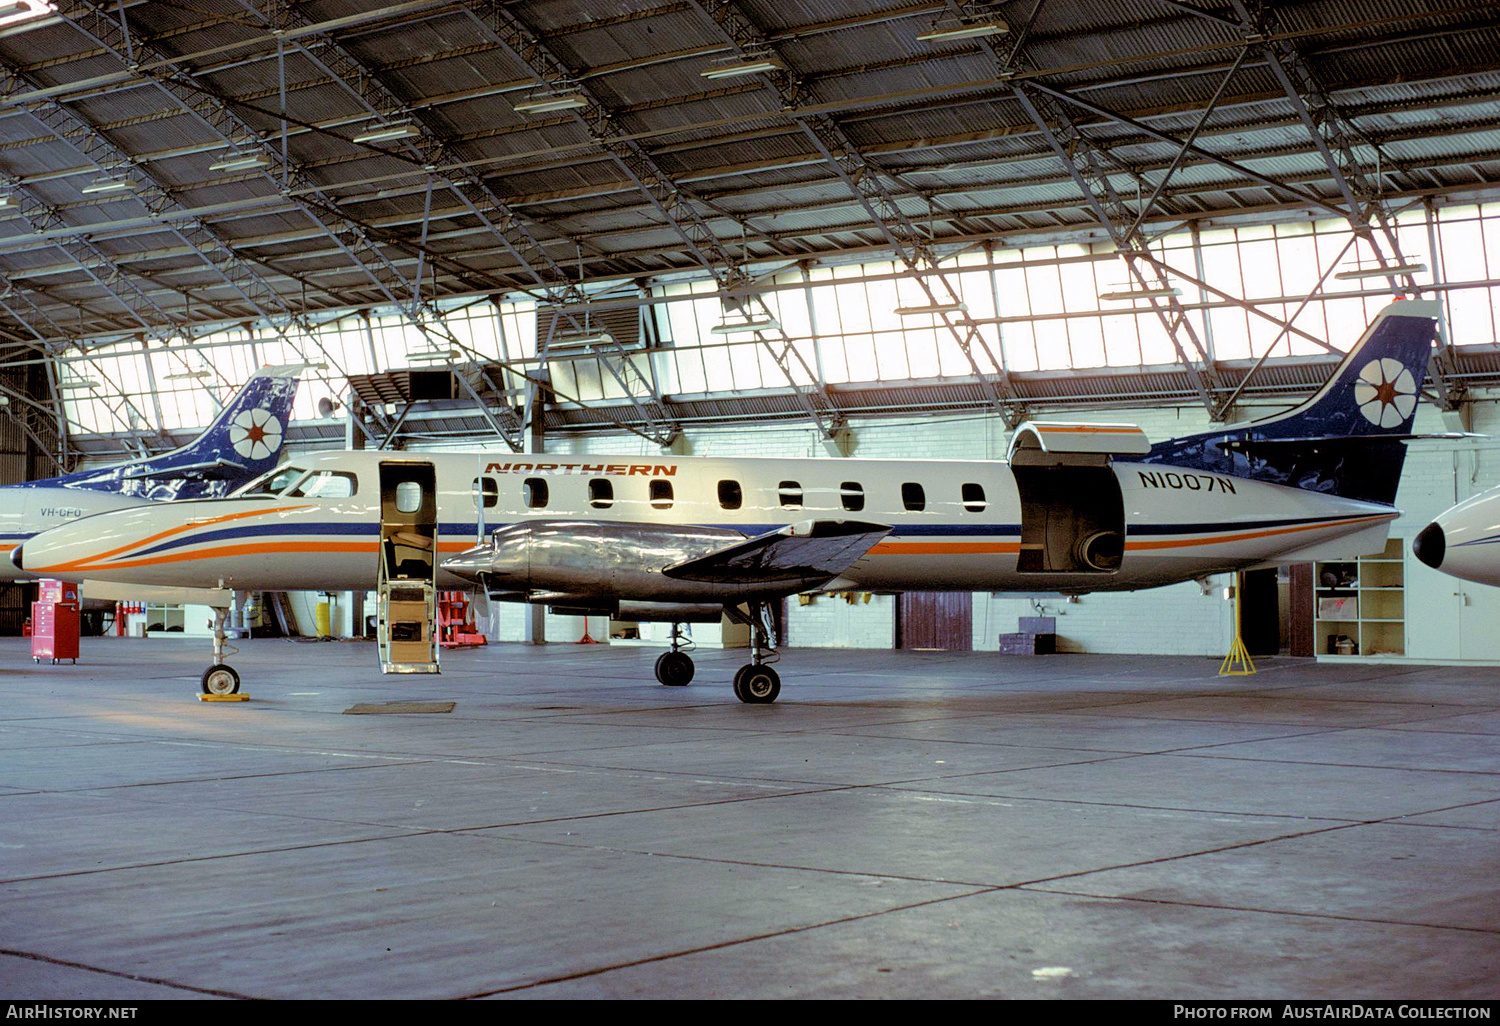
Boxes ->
[897,592,972,650]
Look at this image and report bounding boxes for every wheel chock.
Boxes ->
[196,692,251,702]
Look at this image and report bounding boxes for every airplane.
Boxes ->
[1412,484,1500,587]
[0,364,303,582]
[12,300,1440,703]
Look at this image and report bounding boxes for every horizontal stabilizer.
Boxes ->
[122,457,250,481]
[1218,432,1476,455]
[663,519,890,585]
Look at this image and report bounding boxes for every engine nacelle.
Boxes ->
[442,520,773,605]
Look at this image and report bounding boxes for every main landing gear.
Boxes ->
[201,603,241,696]
[653,622,695,686]
[726,601,780,705]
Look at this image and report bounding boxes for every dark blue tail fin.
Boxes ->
[24,365,303,501]
[1140,299,1441,504]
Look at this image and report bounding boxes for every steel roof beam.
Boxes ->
[223,0,679,449]
[57,0,520,447]
[464,0,847,443]
[686,0,1025,427]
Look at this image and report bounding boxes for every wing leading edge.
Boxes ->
[662,519,891,586]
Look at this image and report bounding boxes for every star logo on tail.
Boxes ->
[229,408,283,461]
[1354,357,1417,428]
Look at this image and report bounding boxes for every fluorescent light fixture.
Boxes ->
[551,332,614,347]
[405,350,458,363]
[710,318,779,334]
[0,1,52,30]
[917,18,1009,42]
[352,123,420,145]
[164,370,211,380]
[1335,262,1427,280]
[0,195,18,210]
[80,177,134,195]
[512,94,588,114]
[1099,287,1182,301]
[701,58,783,80]
[894,302,968,316]
[209,153,270,172]
[59,379,99,390]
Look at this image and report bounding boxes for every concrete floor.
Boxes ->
[1,634,1497,1000]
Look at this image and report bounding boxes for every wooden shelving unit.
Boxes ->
[1313,537,1405,659]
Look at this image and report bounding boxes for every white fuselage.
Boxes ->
[1414,484,1500,588]
[0,488,150,580]
[16,449,1400,596]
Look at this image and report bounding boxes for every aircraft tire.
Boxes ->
[202,664,241,696]
[655,651,694,686]
[734,664,780,704]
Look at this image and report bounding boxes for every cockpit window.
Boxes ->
[235,464,306,496]
[285,471,357,499]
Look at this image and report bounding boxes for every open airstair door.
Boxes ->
[1008,422,1150,575]
[377,460,440,674]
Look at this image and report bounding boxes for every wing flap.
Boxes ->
[662,519,890,585]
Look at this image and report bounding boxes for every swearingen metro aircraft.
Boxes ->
[0,364,302,582]
[15,301,1440,703]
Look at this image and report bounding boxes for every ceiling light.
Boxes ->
[352,123,420,145]
[917,18,1009,42]
[0,195,19,210]
[80,178,134,195]
[1335,262,1428,280]
[710,318,779,334]
[209,153,270,172]
[894,302,968,316]
[405,350,458,363]
[550,332,614,347]
[0,1,51,30]
[701,58,783,80]
[164,370,212,380]
[512,94,589,114]
[1099,287,1182,301]
[59,379,99,390]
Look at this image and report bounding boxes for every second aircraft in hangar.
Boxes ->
[14,300,1441,703]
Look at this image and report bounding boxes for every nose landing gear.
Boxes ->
[654,622,695,686]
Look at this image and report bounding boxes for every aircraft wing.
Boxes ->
[122,457,250,481]
[662,519,890,585]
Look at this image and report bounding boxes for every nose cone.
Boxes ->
[439,547,496,583]
[9,545,22,572]
[1412,521,1445,570]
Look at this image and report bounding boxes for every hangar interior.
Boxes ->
[2,0,1499,658]
[1,0,1499,1002]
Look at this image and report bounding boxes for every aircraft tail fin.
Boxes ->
[36,365,303,501]
[1139,299,1441,505]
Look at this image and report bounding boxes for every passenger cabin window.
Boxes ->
[779,481,803,509]
[902,482,925,512]
[650,479,674,509]
[472,476,498,508]
[523,478,549,509]
[286,470,357,499]
[841,482,865,512]
[394,480,423,514]
[962,482,987,512]
[718,479,743,510]
[589,478,613,509]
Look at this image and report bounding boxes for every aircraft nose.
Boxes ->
[1412,521,1445,570]
[9,545,21,571]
